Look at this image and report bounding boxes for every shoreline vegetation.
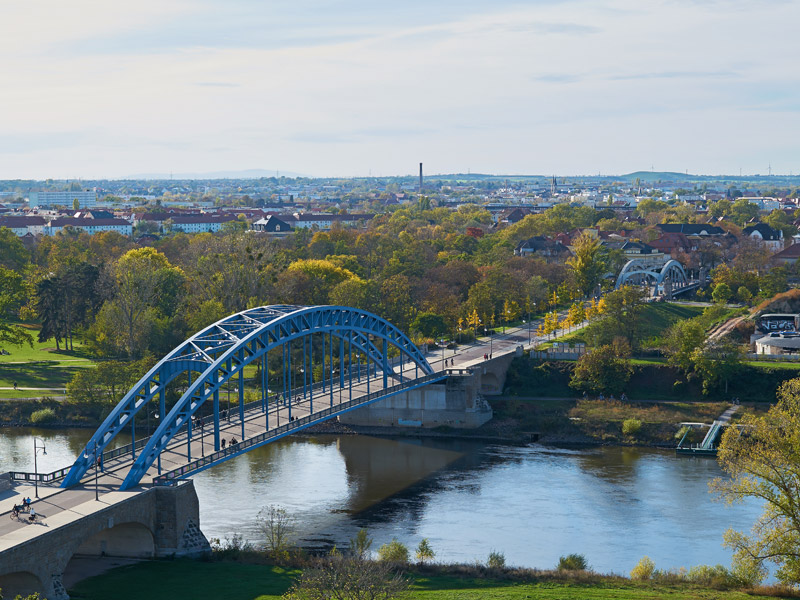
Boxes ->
[67,548,800,600]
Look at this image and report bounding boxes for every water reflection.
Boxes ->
[0,429,761,573]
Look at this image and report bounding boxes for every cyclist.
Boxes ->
[28,507,36,523]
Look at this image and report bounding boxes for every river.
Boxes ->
[0,428,761,574]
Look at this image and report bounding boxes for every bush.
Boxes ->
[630,556,655,580]
[686,564,737,588]
[487,551,506,569]
[674,425,695,443]
[558,553,588,571]
[377,539,409,564]
[622,418,642,436]
[29,408,57,425]
[284,557,409,600]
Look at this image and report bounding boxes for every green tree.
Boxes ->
[583,286,646,349]
[0,227,30,271]
[377,539,409,564]
[415,538,435,564]
[712,282,732,304]
[663,318,706,374]
[566,233,607,298]
[104,248,185,358]
[410,312,448,338]
[0,267,33,349]
[569,344,632,395]
[710,377,800,585]
[691,338,743,394]
[349,528,373,560]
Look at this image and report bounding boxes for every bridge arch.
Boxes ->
[63,306,434,490]
[72,521,156,558]
[0,571,43,599]
[615,259,688,290]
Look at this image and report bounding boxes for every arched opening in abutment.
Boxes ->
[73,521,156,558]
[0,570,44,599]
[62,522,156,592]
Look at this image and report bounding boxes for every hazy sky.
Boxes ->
[2,0,799,179]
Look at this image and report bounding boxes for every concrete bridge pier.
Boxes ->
[338,351,519,428]
[0,480,210,600]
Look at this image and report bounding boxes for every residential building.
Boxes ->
[44,217,132,236]
[742,223,783,252]
[29,190,97,208]
[514,236,571,261]
[252,215,293,233]
[0,215,47,236]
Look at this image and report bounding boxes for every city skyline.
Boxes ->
[2,0,799,179]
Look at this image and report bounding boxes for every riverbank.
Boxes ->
[68,557,797,600]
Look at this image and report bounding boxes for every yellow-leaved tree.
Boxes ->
[712,378,800,586]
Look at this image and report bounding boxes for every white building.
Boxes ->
[44,217,132,236]
[0,216,47,236]
[29,190,97,208]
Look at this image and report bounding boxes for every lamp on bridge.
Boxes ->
[33,437,46,498]
[83,439,99,501]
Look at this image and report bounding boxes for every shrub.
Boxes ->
[377,539,409,564]
[674,425,695,443]
[487,551,506,569]
[30,408,57,425]
[630,556,655,580]
[284,557,408,600]
[686,564,736,588]
[622,418,642,436]
[558,553,588,571]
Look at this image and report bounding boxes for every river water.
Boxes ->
[0,428,761,574]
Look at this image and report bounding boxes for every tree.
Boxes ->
[377,539,409,564]
[583,286,646,349]
[567,233,607,298]
[663,319,706,374]
[0,227,30,271]
[415,538,435,564]
[569,344,632,395]
[691,338,743,394]
[283,557,409,600]
[105,248,185,358]
[712,282,732,305]
[410,312,448,338]
[257,505,297,557]
[73,197,80,211]
[0,267,32,349]
[349,528,373,560]
[711,377,800,585]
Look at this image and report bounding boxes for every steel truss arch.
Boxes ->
[615,259,687,289]
[62,305,433,490]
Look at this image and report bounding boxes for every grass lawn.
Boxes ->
[0,323,96,397]
[68,559,793,600]
[745,361,800,370]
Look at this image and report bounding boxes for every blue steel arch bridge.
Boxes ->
[60,305,444,491]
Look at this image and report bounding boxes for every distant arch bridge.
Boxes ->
[62,305,438,491]
[615,259,689,294]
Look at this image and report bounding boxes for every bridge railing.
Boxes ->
[153,370,450,486]
[10,465,72,484]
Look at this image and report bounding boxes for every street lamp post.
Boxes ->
[33,437,46,498]
[82,439,99,501]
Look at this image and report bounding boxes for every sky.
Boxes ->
[1,0,799,179]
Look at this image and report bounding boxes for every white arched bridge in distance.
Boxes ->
[614,259,696,296]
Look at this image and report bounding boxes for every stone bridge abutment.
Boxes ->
[0,480,209,600]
